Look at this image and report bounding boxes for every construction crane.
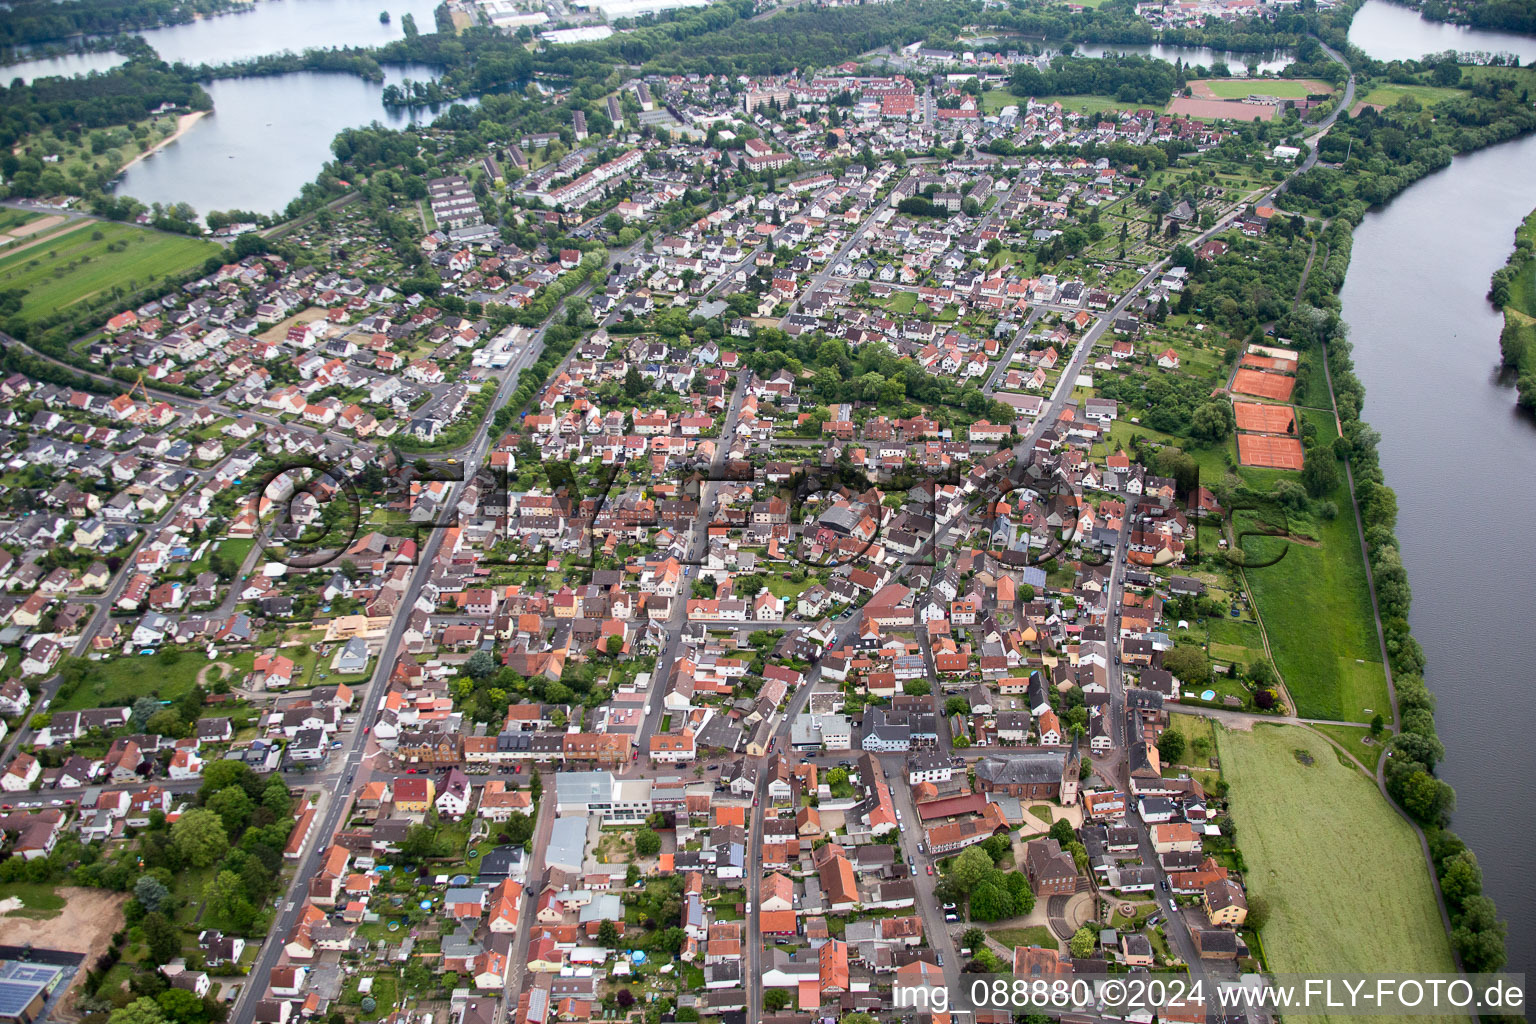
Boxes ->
[125,371,152,406]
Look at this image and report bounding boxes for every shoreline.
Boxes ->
[117,110,209,174]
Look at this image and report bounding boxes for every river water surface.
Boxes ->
[1340,133,1536,976]
[1348,0,1536,62]
[1344,5,1536,975]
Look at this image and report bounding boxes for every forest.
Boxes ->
[0,0,243,49]
[1404,0,1536,33]
[0,59,211,150]
[1009,53,1180,105]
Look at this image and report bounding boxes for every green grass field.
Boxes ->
[1356,82,1464,109]
[1311,722,1386,770]
[981,88,1129,118]
[0,882,66,920]
[0,209,41,235]
[1237,470,1389,722]
[0,221,217,325]
[988,925,1058,950]
[1219,725,1455,1007]
[57,649,254,711]
[1201,79,1326,99]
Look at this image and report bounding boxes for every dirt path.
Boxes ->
[0,214,67,243]
[0,218,84,260]
[197,661,234,687]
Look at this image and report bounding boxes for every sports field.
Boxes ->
[0,221,217,325]
[1232,401,1295,434]
[1219,725,1457,1020]
[1232,367,1296,401]
[1237,433,1304,469]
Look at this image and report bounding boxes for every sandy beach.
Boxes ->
[118,109,210,173]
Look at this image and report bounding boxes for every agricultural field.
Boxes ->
[0,221,218,325]
[1219,724,1456,1011]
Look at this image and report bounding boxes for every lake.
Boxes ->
[113,65,465,219]
[1072,42,1293,75]
[2,50,126,85]
[1348,0,1536,63]
[1340,131,1536,976]
[120,0,444,66]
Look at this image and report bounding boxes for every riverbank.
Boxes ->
[1338,133,1536,975]
[1488,204,1536,411]
[117,111,209,174]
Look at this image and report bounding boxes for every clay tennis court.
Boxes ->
[1232,368,1296,401]
[1238,434,1306,469]
[1241,353,1297,373]
[1168,96,1278,121]
[1233,401,1296,434]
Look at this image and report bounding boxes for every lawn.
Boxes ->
[57,649,239,710]
[0,882,66,920]
[0,221,217,325]
[988,925,1058,950]
[1311,722,1387,771]
[1201,78,1328,99]
[1218,725,1455,1008]
[1356,82,1464,109]
[980,88,1128,118]
[1237,479,1389,722]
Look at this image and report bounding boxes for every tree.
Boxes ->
[142,910,181,963]
[1156,729,1186,765]
[950,846,994,893]
[171,808,228,868]
[400,824,439,862]
[207,786,254,836]
[110,998,168,1024]
[606,635,623,657]
[634,829,661,857]
[134,874,171,913]
[1048,820,1076,845]
[764,990,790,1011]
[155,988,207,1024]
[961,927,988,951]
[944,697,970,718]
[1439,850,1482,907]
[1069,925,1097,959]
[402,962,432,992]
[1400,769,1455,825]
[130,696,161,730]
[464,651,496,680]
[903,679,931,697]
[1301,445,1339,497]
[1370,714,1385,737]
[1162,645,1210,684]
[204,871,256,933]
[598,919,620,947]
[968,880,1016,922]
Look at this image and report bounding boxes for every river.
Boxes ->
[1348,0,1536,62]
[1340,132,1536,975]
[114,64,465,219]
[1344,0,1536,975]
